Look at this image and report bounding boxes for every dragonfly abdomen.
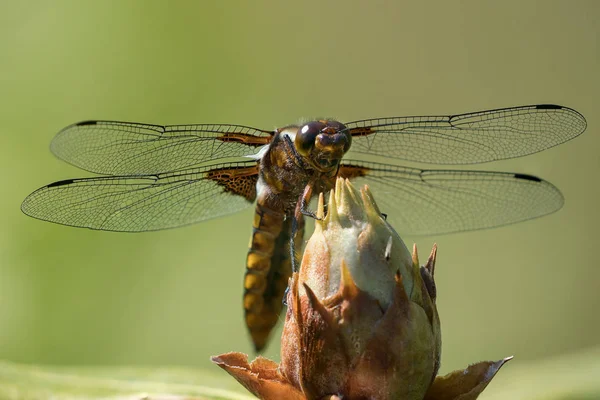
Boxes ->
[244,203,304,352]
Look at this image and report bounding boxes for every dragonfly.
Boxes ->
[21,104,586,351]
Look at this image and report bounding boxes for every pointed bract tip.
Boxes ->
[412,243,420,268]
[361,186,381,223]
[303,282,334,326]
[334,177,343,204]
[361,185,382,216]
[339,259,360,299]
[327,187,338,224]
[315,192,325,233]
[343,178,360,205]
[338,178,362,220]
[317,192,325,220]
[410,243,425,303]
[426,243,438,276]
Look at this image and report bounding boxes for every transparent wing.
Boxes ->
[345,104,586,164]
[21,161,259,232]
[341,160,564,235]
[50,120,273,175]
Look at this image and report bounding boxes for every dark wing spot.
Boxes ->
[514,173,542,182]
[75,120,99,126]
[46,179,75,188]
[536,104,562,110]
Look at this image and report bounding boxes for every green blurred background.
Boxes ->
[0,0,598,397]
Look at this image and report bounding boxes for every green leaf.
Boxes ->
[0,360,255,400]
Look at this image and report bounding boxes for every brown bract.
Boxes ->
[212,179,511,400]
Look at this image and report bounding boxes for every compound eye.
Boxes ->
[295,121,323,156]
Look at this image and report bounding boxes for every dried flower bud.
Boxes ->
[279,178,441,399]
[213,178,511,400]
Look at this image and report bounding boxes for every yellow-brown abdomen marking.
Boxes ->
[244,204,285,351]
[243,203,305,352]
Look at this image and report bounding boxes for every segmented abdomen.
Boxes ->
[243,203,304,352]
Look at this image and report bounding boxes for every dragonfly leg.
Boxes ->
[297,184,322,220]
[290,183,318,272]
[289,214,300,273]
[283,214,301,307]
[283,184,315,305]
[282,282,290,307]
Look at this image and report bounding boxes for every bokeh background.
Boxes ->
[1,0,598,397]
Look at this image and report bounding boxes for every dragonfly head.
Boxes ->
[295,120,352,171]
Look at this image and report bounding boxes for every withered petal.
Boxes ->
[423,356,512,400]
[211,352,306,400]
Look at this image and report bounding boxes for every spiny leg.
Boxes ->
[283,184,316,305]
[283,211,304,306]
[291,184,320,272]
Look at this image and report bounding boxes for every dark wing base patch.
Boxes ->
[206,165,259,202]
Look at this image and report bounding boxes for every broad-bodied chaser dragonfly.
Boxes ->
[21,104,586,351]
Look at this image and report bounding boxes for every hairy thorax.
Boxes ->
[257,131,338,214]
